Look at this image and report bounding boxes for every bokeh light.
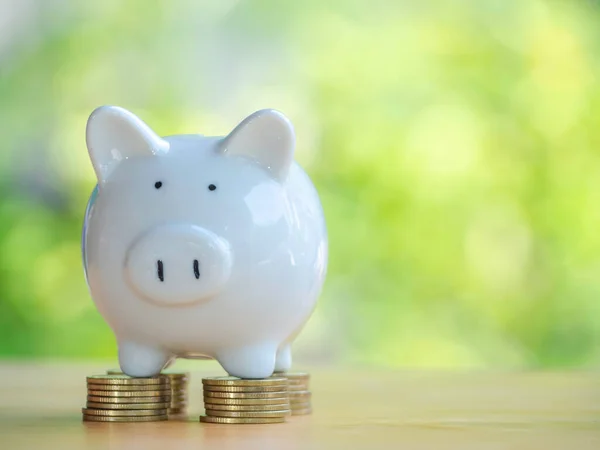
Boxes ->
[1,0,599,369]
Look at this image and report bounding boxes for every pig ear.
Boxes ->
[219,109,295,181]
[86,106,169,183]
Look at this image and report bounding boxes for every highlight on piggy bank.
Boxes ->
[81,106,328,379]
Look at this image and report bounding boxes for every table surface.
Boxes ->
[0,362,598,449]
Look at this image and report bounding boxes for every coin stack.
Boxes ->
[107,368,189,420]
[163,371,189,419]
[276,372,312,415]
[83,374,171,422]
[200,376,291,424]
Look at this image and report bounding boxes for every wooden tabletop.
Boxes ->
[0,362,598,449]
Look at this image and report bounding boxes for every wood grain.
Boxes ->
[0,362,598,449]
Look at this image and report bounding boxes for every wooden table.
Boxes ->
[0,362,598,449]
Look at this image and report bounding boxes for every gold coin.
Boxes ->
[199,415,285,424]
[204,391,288,399]
[205,409,290,418]
[288,390,311,397]
[169,384,189,391]
[204,403,290,412]
[87,384,171,392]
[288,387,309,393]
[87,389,170,397]
[288,389,308,395]
[83,414,168,422]
[168,413,189,421]
[86,402,170,410]
[87,395,170,403]
[107,369,189,382]
[82,408,167,417]
[169,377,189,383]
[170,388,188,394]
[202,376,287,387]
[291,408,312,415]
[287,381,308,387]
[170,403,189,409]
[286,377,309,383]
[290,402,311,409]
[169,403,189,410]
[170,389,187,395]
[202,397,289,406]
[274,370,308,375]
[281,372,309,379]
[203,384,287,393]
[164,372,189,380]
[170,394,188,401]
[87,375,169,386]
[168,407,187,414]
[290,396,311,404]
[170,405,187,411]
[275,372,309,382]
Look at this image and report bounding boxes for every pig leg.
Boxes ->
[217,343,277,379]
[274,343,292,372]
[118,340,171,377]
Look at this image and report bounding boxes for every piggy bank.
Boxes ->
[82,106,327,379]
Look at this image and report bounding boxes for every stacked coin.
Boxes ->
[107,369,189,420]
[83,374,171,422]
[200,376,290,424]
[276,372,312,415]
[163,371,189,419]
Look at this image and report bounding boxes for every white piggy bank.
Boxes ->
[82,106,328,379]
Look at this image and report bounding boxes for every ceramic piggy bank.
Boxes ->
[82,106,327,379]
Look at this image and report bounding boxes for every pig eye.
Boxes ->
[155,181,163,189]
[208,184,217,191]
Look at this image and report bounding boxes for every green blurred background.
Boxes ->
[0,0,599,370]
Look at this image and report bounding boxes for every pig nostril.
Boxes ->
[157,260,164,282]
[193,259,200,279]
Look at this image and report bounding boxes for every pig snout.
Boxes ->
[125,224,232,306]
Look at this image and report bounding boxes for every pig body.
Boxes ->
[82,106,327,379]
